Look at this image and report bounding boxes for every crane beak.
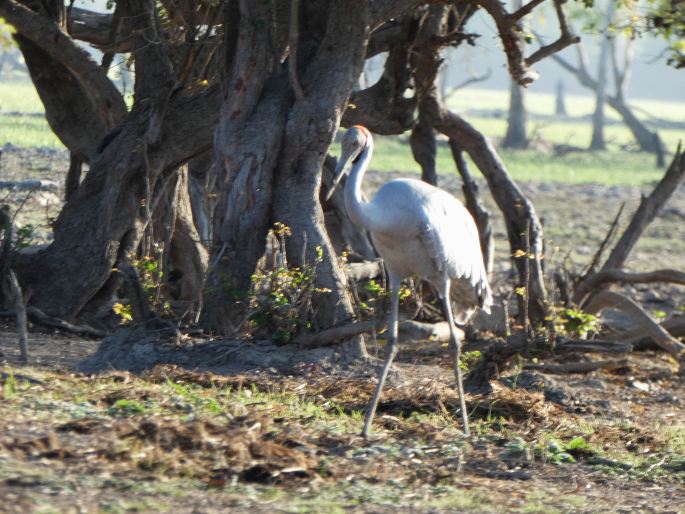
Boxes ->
[324,152,354,202]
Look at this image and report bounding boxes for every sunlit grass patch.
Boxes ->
[0,113,62,149]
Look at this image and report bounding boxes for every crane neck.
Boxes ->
[344,135,377,230]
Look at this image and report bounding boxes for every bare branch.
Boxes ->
[297,319,461,348]
[1,0,126,126]
[476,0,578,85]
[600,144,685,272]
[443,69,493,100]
[511,0,547,22]
[525,0,580,66]
[26,306,108,338]
[581,202,625,280]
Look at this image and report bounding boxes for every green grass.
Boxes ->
[3,79,685,185]
[446,87,685,124]
[0,81,45,112]
[0,113,62,148]
[366,136,669,186]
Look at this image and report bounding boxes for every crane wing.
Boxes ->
[417,190,492,313]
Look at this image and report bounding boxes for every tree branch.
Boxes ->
[524,0,580,66]
[600,144,685,272]
[477,0,579,85]
[2,0,126,126]
[584,291,685,361]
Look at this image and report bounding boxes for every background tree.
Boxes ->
[544,0,665,156]
[502,0,529,150]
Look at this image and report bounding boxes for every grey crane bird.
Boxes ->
[326,125,493,438]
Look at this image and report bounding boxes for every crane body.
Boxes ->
[326,125,493,438]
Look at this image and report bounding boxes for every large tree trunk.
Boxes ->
[410,106,438,185]
[205,1,370,348]
[14,1,220,320]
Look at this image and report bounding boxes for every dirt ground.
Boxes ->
[0,147,684,513]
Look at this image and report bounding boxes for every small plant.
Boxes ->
[111,249,173,323]
[14,223,35,249]
[132,253,171,314]
[247,223,330,343]
[549,307,600,338]
[360,279,413,316]
[1,372,17,399]
[112,302,133,323]
[109,398,148,416]
[459,350,483,371]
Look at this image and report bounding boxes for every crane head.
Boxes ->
[325,125,370,202]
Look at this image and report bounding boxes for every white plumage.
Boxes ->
[326,125,493,437]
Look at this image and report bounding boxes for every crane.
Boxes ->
[325,125,493,438]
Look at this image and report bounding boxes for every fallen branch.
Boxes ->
[296,319,460,348]
[611,314,685,343]
[25,306,108,338]
[466,333,632,384]
[524,358,629,374]
[584,291,685,361]
[555,339,633,354]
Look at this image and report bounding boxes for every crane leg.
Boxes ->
[362,273,401,438]
[441,293,471,437]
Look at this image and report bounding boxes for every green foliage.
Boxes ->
[0,18,16,50]
[109,398,148,416]
[14,224,35,249]
[133,253,171,314]
[506,435,600,465]
[1,371,17,399]
[459,350,483,371]
[549,307,599,338]
[247,224,328,343]
[648,0,685,68]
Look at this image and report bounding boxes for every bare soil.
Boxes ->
[0,147,684,513]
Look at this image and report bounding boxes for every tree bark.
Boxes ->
[203,0,289,333]
[14,2,220,320]
[272,0,371,338]
[555,79,568,116]
[501,0,528,149]
[410,106,438,185]
[206,0,371,347]
[502,78,528,149]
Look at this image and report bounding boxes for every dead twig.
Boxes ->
[23,306,108,338]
